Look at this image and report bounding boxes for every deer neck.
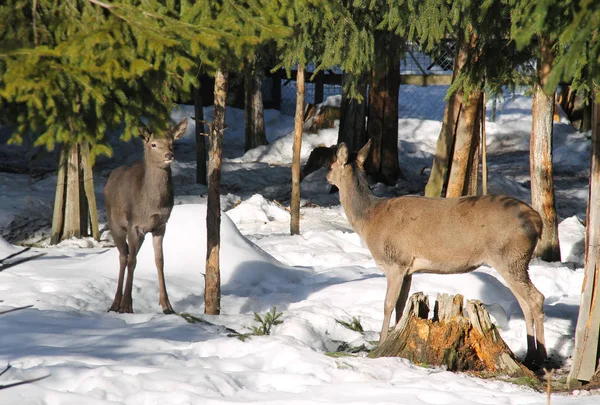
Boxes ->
[339,167,378,232]
[142,163,173,207]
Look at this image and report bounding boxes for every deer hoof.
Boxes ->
[163,308,175,315]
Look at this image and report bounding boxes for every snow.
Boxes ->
[0,89,598,404]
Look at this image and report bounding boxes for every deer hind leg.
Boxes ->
[120,227,145,313]
[395,274,413,325]
[109,227,128,312]
[152,229,175,314]
[379,265,409,345]
[496,260,546,366]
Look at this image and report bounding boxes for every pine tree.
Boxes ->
[0,0,215,243]
[512,0,572,262]
[512,0,600,387]
[411,0,530,198]
[270,0,354,235]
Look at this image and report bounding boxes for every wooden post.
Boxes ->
[205,69,228,315]
[290,65,305,235]
[568,92,600,387]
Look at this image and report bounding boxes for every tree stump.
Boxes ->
[303,104,340,133]
[371,292,536,378]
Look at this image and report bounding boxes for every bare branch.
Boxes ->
[0,374,50,391]
[0,305,34,316]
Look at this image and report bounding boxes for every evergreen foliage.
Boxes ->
[511,0,599,98]
[0,0,220,161]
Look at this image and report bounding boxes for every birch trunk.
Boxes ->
[205,69,228,315]
[290,65,305,235]
[530,37,560,261]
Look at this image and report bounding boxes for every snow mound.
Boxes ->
[559,216,586,265]
[84,204,310,292]
[227,194,290,224]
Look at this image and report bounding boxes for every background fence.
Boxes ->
[263,42,455,121]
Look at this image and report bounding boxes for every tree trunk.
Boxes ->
[568,91,600,388]
[193,85,207,185]
[63,143,82,239]
[50,147,68,245]
[372,293,536,378]
[446,91,482,197]
[205,69,228,315]
[481,94,488,195]
[424,31,469,198]
[80,140,99,241]
[367,34,401,185]
[50,141,99,244]
[290,64,305,235]
[244,61,268,152]
[530,36,560,261]
[338,72,368,152]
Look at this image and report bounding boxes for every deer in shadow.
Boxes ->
[105,119,188,314]
[327,140,547,366]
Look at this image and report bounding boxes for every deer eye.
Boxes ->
[151,143,156,148]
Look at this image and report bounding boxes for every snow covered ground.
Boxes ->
[0,91,598,404]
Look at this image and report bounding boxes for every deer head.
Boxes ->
[139,119,188,169]
[327,139,371,187]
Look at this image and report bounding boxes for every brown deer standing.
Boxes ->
[105,119,188,314]
[327,140,547,366]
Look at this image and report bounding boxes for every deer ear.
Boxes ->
[356,139,371,170]
[169,118,188,140]
[336,143,349,166]
[139,124,152,143]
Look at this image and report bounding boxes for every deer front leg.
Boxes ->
[379,268,405,345]
[109,228,128,312]
[153,230,175,314]
[120,227,145,313]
